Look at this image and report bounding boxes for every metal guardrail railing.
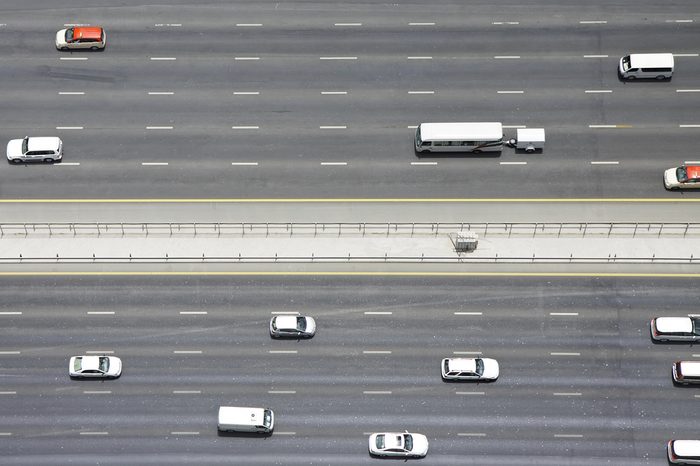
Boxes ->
[1,222,699,238]
[0,254,696,264]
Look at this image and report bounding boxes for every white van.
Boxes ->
[673,361,700,385]
[619,53,674,80]
[217,406,274,434]
[668,440,700,464]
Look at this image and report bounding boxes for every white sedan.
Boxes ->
[368,431,429,458]
[69,355,122,378]
[269,315,316,338]
[441,357,499,381]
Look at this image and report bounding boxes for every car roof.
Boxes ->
[656,317,692,333]
[275,315,299,328]
[629,53,674,68]
[686,165,700,180]
[79,356,101,371]
[679,361,700,373]
[384,433,405,449]
[448,358,477,372]
[73,27,103,40]
[27,137,60,151]
[673,440,700,457]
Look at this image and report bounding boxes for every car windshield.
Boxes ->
[677,167,688,182]
[476,359,484,375]
[21,138,28,154]
[404,434,413,451]
[375,434,385,449]
[98,357,109,372]
[73,358,83,371]
[296,316,306,331]
[692,317,700,336]
[66,28,74,42]
[621,56,631,71]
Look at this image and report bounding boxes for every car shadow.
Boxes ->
[217,430,273,438]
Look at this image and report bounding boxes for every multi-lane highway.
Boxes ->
[0,1,699,198]
[0,275,697,465]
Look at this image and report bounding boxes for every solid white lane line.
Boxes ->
[454,312,483,315]
[500,161,527,165]
[173,390,201,394]
[583,54,608,58]
[319,125,347,129]
[0,312,21,315]
[0,391,17,395]
[60,57,88,60]
[231,126,259,129]
[86,350,114,354]
[674,53,699,57]
[87,311,114,315]
[269,350,298,354]
[320,162,348,166]
[589,125,618,128]
[233,91,260,95]
[494,55,520,59]
[407,56,432,60]
[579,20,607,24]
[148,92,174,95]
[676,89,700,93]
[80,432,109,435]
[364,311,392,315]
[271,311,299,315]
[497,90,524,94]
[363,350,392,354]
[453,351,482,355]
[456,391,485,395]
[585,90,612,93]
[458,432,487,436]
[236,23,262,27]
[83,390,111,394]
[319,56,357,60]
[57,162,80,166]
[146,126,173,130]
[590,161,619,165]
[411,162,438,166]
[321,91,347,95]
[171,431,200,435]
[363,390,392,394]
[141,162,169,166]
[56,126,83,130]
[268,390,296,394]
[173,350,203,354]
[334,23,362,26]
[680,124,700,128]
[0,351,20,355]
[550,312,579,316]
[553,392,582,396]
[150,57,176,61]
[231,162,259,166]
[180,311,207,315]
[554,434,583,438]
[408,91,435,94]
[234,57,260,60]
[409,22,435,26]
[551,352,581,356]
[58,92,85,95]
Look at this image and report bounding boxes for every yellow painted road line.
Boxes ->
[0,272,697,278]
[0,198,698,203]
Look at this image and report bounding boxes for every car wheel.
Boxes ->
[655,75,665,80]
[11,159,22,164]
[60,46,69,51]
[43,158,54,163]
[626,76,636,80]
[91,46,99,51]
[472,149,481,154]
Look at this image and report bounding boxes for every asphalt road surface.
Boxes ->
[0,275,697,465]
[0,1,699,198]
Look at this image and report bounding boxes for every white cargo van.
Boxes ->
[217,406,274,434]
[619,53,674,80]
